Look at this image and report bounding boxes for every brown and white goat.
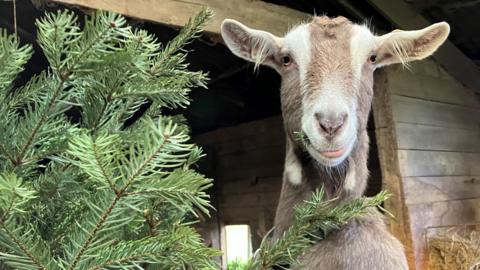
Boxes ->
[221,15,449,269]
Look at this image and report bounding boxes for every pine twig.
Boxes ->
[68,195,121,270]
[0,223,47,270]
[245,188,390,269]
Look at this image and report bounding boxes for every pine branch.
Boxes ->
[65,117,213,268]
[0,223,47,270]
[151,8,213,75]
[125,169,213,216]
[0,173,48,270]
[14,75,68,167]
[245,188,391,270]
[67,195,121,270]
[67,132,121,191]
[14,11,131,167]
[120,117,198,192]
[85,226,220,270]
[0,29,33,92]
[0,143,15,166]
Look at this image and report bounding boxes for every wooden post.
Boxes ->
[371,69,415,269]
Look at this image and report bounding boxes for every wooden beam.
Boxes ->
[372,70,416,269]
[52,0,310,37]
[367,0,480,92]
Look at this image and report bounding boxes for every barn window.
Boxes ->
[225,224,252,264]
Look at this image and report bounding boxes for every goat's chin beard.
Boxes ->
[305,137,356,168]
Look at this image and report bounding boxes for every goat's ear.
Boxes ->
[373,22,450,67]
[221,19,281,68]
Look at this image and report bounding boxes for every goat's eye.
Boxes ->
[281,55,292,66]
[369,54,377,63]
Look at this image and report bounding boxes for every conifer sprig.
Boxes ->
[0,30,33,92]
[245,188,390,270]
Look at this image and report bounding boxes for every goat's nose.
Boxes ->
[315,112,347,138]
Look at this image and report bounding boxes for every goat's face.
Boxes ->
[221,16,449,167]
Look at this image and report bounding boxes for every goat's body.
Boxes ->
[295,214,408,270]
[273,141,408,270]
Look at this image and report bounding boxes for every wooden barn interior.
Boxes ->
[1,0,479,269]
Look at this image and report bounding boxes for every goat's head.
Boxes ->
[221,16,449,167]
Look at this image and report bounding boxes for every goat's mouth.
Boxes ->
[305,138,355,167]
[319,148,346,158]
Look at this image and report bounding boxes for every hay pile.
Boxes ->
[428,229,480,270]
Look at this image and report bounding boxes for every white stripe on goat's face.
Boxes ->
[220,16,449,168]
[282,24,311,85]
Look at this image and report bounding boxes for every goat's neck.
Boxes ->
[273,130,369,238]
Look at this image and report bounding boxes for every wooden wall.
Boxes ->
[194,117,285,250]
[377,60,480,270]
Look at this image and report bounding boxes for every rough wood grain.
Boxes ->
[219,206,276,225]
[372,69,416,269]
[403,176,480,204]
[210,134,284,156]
[216,145,285,171]
[220,176,282,195]
[216,162,283,181]
[388,71,479,108]
[195,116,283,145]
[392,95,480,130]
[218,191,279,208]
[52,0,310,37]
[398,150,480,177]
[395,123,480,152]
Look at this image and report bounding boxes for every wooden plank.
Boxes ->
[398,150,480,177]
[195,116,283,145]
[216,145,284,170]
[388,71,479,108]
[395,123,480,152]
[220,176,282,195]
[216,162,283,181]
[211,133,284,156]
[218,191,279,208]
[403,176,480,204]
[53,0,310,37]
[407,198,480,269]
[392,95,480,130]
[367,0,480,93]
[391,59,453,80]
[371,70,415,268]
[219,206,276,225]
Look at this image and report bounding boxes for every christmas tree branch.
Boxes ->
[67,195,121,270]
[15,12,129,167]
[120,134,170,194]
[0,222,47,270]
[91,142,117,192]
[14,76,68,166]
[0,143,15,165]
[245,188,390,269]
[0,29,33,91]
[0,173,47,270]
[151,8,213,74]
